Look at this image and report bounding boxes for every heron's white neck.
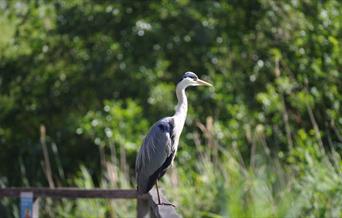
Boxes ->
[174,84,188,124]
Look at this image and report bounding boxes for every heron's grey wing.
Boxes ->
[136,118,175,193]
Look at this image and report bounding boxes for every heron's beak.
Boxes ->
[196,79,213,87]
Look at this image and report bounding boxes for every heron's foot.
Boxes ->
[157,202,176,208]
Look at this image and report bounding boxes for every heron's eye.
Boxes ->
[185,75,197,80]
[188,75,198,81]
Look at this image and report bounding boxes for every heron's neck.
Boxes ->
[174,84,188,123]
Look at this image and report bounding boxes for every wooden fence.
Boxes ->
[0,187,180,218]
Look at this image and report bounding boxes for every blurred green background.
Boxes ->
[0,0,341,217]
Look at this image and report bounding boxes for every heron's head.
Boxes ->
[177,72,213,89]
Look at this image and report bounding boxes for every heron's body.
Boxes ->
[135,72,212,197]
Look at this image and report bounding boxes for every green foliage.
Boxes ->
[0,0,341,217]
[164,144,342,218]
[79,99,148,152]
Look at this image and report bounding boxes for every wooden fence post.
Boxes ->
[137,197,149,218]
[148,188,180,218]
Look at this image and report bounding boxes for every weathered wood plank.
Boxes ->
[0,188,147,199]
[148,187,181,218]
[0,187,180,218]
[137,198,150,218]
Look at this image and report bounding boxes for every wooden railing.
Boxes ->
[0,187,180,218]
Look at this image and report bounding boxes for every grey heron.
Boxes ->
[135,72,212,206]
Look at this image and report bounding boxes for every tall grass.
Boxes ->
[52,166,136,218]
[24,142,342,218]
[162,143,342,218]
[2,135,341,218]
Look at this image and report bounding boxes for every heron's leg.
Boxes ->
[155,180,161,204]
[155,180,176,207]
